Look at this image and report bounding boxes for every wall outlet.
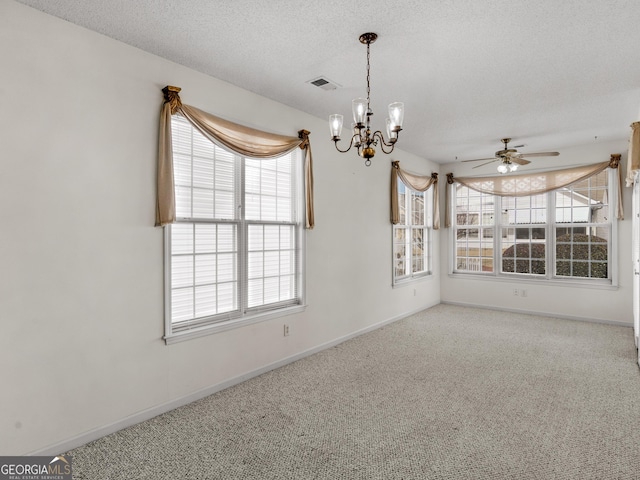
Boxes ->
[521,289,527,297]
[513,289,519,296]
[283,324,290,337]
[413,289,417,296]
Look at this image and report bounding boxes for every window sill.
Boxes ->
[164,304,307,345]
[393,272,434,288]
[448,271,618,290]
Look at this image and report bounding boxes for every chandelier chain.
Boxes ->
[366,41,371,118]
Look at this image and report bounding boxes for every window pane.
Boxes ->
[555,227,609,279]
[247,224,297,309]
[245,154,295,222]
[172,287,194,322]
[172,223,194,255]
[195,285,216,317]
[174,153,192,187]
[171,255,193,288]
[412,228,426,273]
[218,225,235,253]
[411,191,425,226]
[215,190,235,219]
[193,156,213,189]
[193,187,214,218]
[394,227,407,278]
[195,254,216,285]
[555,172,608,225]
[501,227,546,275]
[504,194,546,225]
[195,224,216,253]
[171,115,237,221]
[398,182,407,225]
[217,282,236,313]
[169,223,239,324]
[264,277,280,304]
[175,186,192,218]
[217,253,235,283]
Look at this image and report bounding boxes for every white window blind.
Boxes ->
[165,115,303,340]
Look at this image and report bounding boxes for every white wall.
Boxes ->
[0,0,440,455]
[440,141,633,324]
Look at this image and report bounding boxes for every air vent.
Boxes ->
[307,76,340,91]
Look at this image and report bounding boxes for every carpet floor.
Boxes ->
[67,304,640,479]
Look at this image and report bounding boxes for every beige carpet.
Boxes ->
[67,304,640,479]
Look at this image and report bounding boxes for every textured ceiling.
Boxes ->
[14,0,640,163]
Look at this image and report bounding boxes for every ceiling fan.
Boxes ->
[462,138,560,173]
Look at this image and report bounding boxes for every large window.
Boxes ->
[393,180,432,283]
[453,169,614,283]
[165,115,304,341]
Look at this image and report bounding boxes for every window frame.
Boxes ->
[392,179,433,286]
[450,168,618,287]
[163,116,306,345]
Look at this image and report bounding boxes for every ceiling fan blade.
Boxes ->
[514,151,560,158]
[472,159,499,169]
[461,157,497,163]
[510,157,531,166]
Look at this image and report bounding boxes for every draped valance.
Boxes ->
[626,121,640,187]
[156,86,315,228]
[390,161,440,230]
[444,154,623,227]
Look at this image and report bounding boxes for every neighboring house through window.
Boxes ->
[452,168,614,283]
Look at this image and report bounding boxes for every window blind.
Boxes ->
[167,115,302,335]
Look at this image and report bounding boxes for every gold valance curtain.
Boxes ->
[444,154,623,227]
[626,121,640,187]
[156,86,315,228]
[390,161,440,230]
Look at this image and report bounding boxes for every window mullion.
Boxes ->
[238,155,247,314]
[190,127,196,316]
[407,191,412,277]
[494,194,501,275]
[548,190,556,280]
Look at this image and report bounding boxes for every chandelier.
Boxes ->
[329,32,404,166]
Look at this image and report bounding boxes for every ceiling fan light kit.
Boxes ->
[329,32,404,166]
[461,138,560,174]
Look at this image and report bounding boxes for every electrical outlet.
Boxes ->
[413,289,416,296]
[521,289,527,297]
[513,289,519,296]
[283,324,290,337]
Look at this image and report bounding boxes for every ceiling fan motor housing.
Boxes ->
[497,148,517,158]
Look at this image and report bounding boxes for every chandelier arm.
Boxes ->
[333,134,358,153]
[378,142,396,155]
[373,131,396,154]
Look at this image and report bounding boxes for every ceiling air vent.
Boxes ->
[307,76,340,91]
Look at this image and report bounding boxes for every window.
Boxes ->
[452,169,614,283]
[454,187,494,273]
[393,180,432,283]
[165,115,304,342]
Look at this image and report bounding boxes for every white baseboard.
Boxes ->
[440,300,633,328]
[28,304,434,456]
